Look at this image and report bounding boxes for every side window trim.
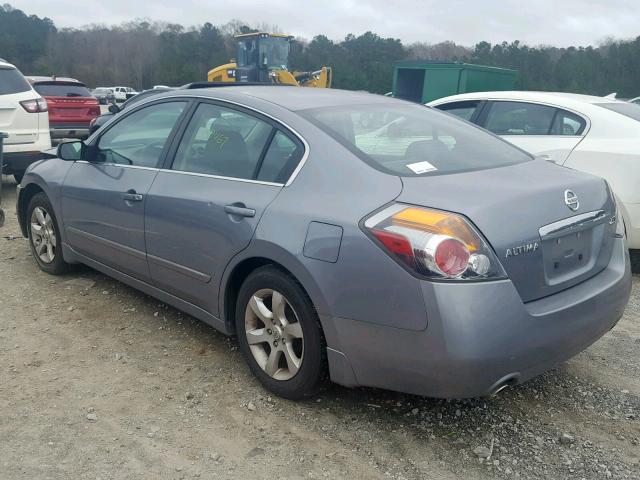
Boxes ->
[90,98,194,169]
[163,98,308,185]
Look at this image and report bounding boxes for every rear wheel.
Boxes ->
[235,266,328,399]
[27,192,70,275]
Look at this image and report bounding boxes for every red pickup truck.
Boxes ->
[27,76,100,140]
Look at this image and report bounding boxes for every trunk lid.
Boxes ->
[398,159,617,302]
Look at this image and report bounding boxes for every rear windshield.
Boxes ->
[33,82,92,98]
[299,103,532,176]
[0,67,32,95]
[596,102,640,122]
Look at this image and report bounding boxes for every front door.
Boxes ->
[61,100,188,281]
[145,101,305,316]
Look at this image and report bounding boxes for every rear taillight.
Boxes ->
[89,106,100,116]
[364,204,506,280]
[20,98,48,113]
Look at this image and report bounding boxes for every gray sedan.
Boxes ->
[16,86,631,399]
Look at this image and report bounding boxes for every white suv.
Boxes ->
[0,59,51,183]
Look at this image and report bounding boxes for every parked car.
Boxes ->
[28,76,100,140]
[0,60,51,182]
[89,87,173,135]
[91,87,115,105]
[112,86,138,102]
[16,87,631,400]
[628,96,640,105]
[429,91,640,250]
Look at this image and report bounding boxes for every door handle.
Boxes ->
[122,192,143,202]
[224,204,255,218]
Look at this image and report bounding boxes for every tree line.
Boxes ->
[2,3,639,97]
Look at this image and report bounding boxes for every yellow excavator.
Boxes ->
[207,32,332,88]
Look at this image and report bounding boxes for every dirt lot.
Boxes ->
[1,176,639,480]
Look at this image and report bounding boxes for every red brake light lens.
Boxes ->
[365,205,506,280]
[20,98,47,113]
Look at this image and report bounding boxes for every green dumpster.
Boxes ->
[392,61,517,104]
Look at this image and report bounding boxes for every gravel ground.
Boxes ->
[1,176,639,480]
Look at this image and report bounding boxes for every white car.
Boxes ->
[111,86,138,102]
[0,59,51,183]
[428,91,640,249]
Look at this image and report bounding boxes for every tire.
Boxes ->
[27,192,71,275]
[13,170,25,184]
[235,265,328,400]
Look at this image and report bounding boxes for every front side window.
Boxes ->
[485,101,556,135]
[0,67,32,95]
[300,103,532,177]
[435,101,480,122]
[97,101,186,167]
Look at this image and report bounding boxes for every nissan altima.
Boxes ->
[16,86,631,400]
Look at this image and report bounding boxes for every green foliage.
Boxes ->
[2,4,640,97]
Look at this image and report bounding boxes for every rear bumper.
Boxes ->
[325,237,631,398]
[50,123,91,139]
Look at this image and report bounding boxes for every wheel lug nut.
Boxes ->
[267,329,272,335]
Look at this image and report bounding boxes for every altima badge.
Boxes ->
[564,190,579,211]
[506,242,539,258]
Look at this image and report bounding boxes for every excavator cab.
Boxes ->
[207,32,332,88]
[235,33,291,83]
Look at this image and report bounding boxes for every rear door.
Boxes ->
[479,100,586,163]
[0,66,40,146]
[61,100,189,281]
[145,101,305,316]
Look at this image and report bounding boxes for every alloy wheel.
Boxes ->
[30,206,56,264]
[244,288,304,381]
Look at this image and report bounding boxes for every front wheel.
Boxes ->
[27,192,71,275]
[235,266,328,400]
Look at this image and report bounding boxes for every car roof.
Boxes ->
[429,90,627,108]
[168,85,397,111]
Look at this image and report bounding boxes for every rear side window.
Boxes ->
[550,109,586,135]
[300,103,532,177]
[257,131,304,183]
[485,101,556,135]
[171,103,273,180]
[0,67,32,95]
[33,82,92,98]
[435,101,481,122]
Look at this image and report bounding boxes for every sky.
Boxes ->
[10,0,640,47]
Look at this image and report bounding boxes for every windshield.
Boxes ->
[33,82,92,97]
[300,103,533,176]
[596,102,640,122]
[0,67,32,95]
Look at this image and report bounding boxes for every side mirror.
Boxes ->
[108,103,120,114]
[57,140,84,161]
